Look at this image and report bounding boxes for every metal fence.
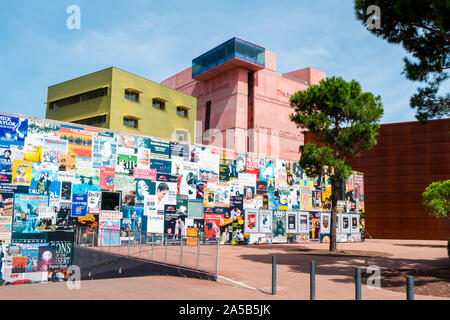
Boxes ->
[74,226,219,275]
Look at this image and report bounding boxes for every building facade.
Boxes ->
[306,118,450,240]
[46,67,197,143]
[161,37,326,160]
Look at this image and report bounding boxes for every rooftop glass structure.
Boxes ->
[192,38,265,79]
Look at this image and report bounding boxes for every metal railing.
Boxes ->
[74,226,219,275]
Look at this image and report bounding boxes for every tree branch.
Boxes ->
[408,22,450,42]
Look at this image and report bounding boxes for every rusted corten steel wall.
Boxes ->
[306,118,450,240]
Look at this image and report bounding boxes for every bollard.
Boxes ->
[406,276,414,300]
[355,267,361,300]
[272,255,277,295]
[310,261,315,300]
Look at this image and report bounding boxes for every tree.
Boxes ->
[290,77,383,251]
[354,0,449,122]
[423,180,450,218]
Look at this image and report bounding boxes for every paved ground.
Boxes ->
[0,239,448,300]
[216,239,450,300]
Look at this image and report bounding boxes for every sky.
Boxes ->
[0,0,437,124]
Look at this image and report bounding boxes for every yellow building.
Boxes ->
[46,67,197,142]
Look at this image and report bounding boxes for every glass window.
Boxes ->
[123,117,138,128]
[125,89,139,102]
[152,98,165,110]
[72,114,107,126]
[176,107,188,118]
[49,87,108,110]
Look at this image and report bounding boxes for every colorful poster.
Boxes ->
[155,174,177,210]
[245,153,259,177]
[115,175,135,205]
[259,209,272,233]
[73,167,100,194]
[300,179,313,211]
[0,148,13,174]
[58,154,76,171]
[99,167,115,190]
[219,155,237,182]
[309,212,321,242]
[236,153,246,174]
[0,115,28,147]
[137,148,151,169]
[71,194,87,217]
[117,134,135,149]
[341,214,350,233]
[37,206,57,231]
[23,137,42,163]
[59,125,94,158]
[11,160,32,186]
[116,154,137,176]
[147,214,164,233]
[133,168,156,181]
[135,179,156,203]
[98,215,120,246]
[12,194,48,234]
[204,181,231,208]
[321,212,331,234]
[29,165,60,203]
[312,190,322,211]
[298,212,309,233]
[42,138,68,167]
[27,119,59,139]
[92,132,117,168]
[204,213,221,240]
[0,192,14,216]
[272,210,286,243]
[259,157,275,182]
[244,209,258,233]
[178,161,199,199]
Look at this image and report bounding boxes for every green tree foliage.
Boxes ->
[423,180,450,218]
[290,77,383,251]
[354,0,449,122]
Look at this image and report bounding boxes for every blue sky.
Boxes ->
[0,0,434,123]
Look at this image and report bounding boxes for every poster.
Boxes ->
[58,154,76,171]
[204,181,231,208]
[87,191,101,213]
[312,190,322,211]
[11,160,32,186]
[245,153,259,177]
[341,214,350,233]
[178,161,199,199]
[37,206,57,231]
[12,194,49,234]
[29,165,60,203]
[98,213,120,246]
[115,175,135,205]
[23,137,42,163]
[71,193,87,217]
[73,167,100,194]
[298,212,309,233]
[187,200,203,219]
[135,179,156,203]
[321,212,331,234]
[272,210,286,243]
[0,148,13,174]
[59,125,94,158]
[164,210,185,239]
[0,115,28,147]
[27,119,59,139]
[258,209,272,233]
[42,138,68,167]
[244,209,258,233]
[133,168,156,181]
[155,174,177,210]
[116,154,137,176]
[147,214,164,234]
[286,211,298,233]
[170,142,190,160]
[309,212,321,242]
[92,132,117,169]
[60,181,72,202]
[99,167,115,191]
[204,213,221,240]
[351,214,359,233]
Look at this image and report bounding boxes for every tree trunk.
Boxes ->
[329,175,340,252]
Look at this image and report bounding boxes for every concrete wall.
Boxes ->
[73,247,217,281]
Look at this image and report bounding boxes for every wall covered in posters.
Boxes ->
[0,112,365,285]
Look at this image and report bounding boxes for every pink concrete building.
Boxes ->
[161,37,325,160]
